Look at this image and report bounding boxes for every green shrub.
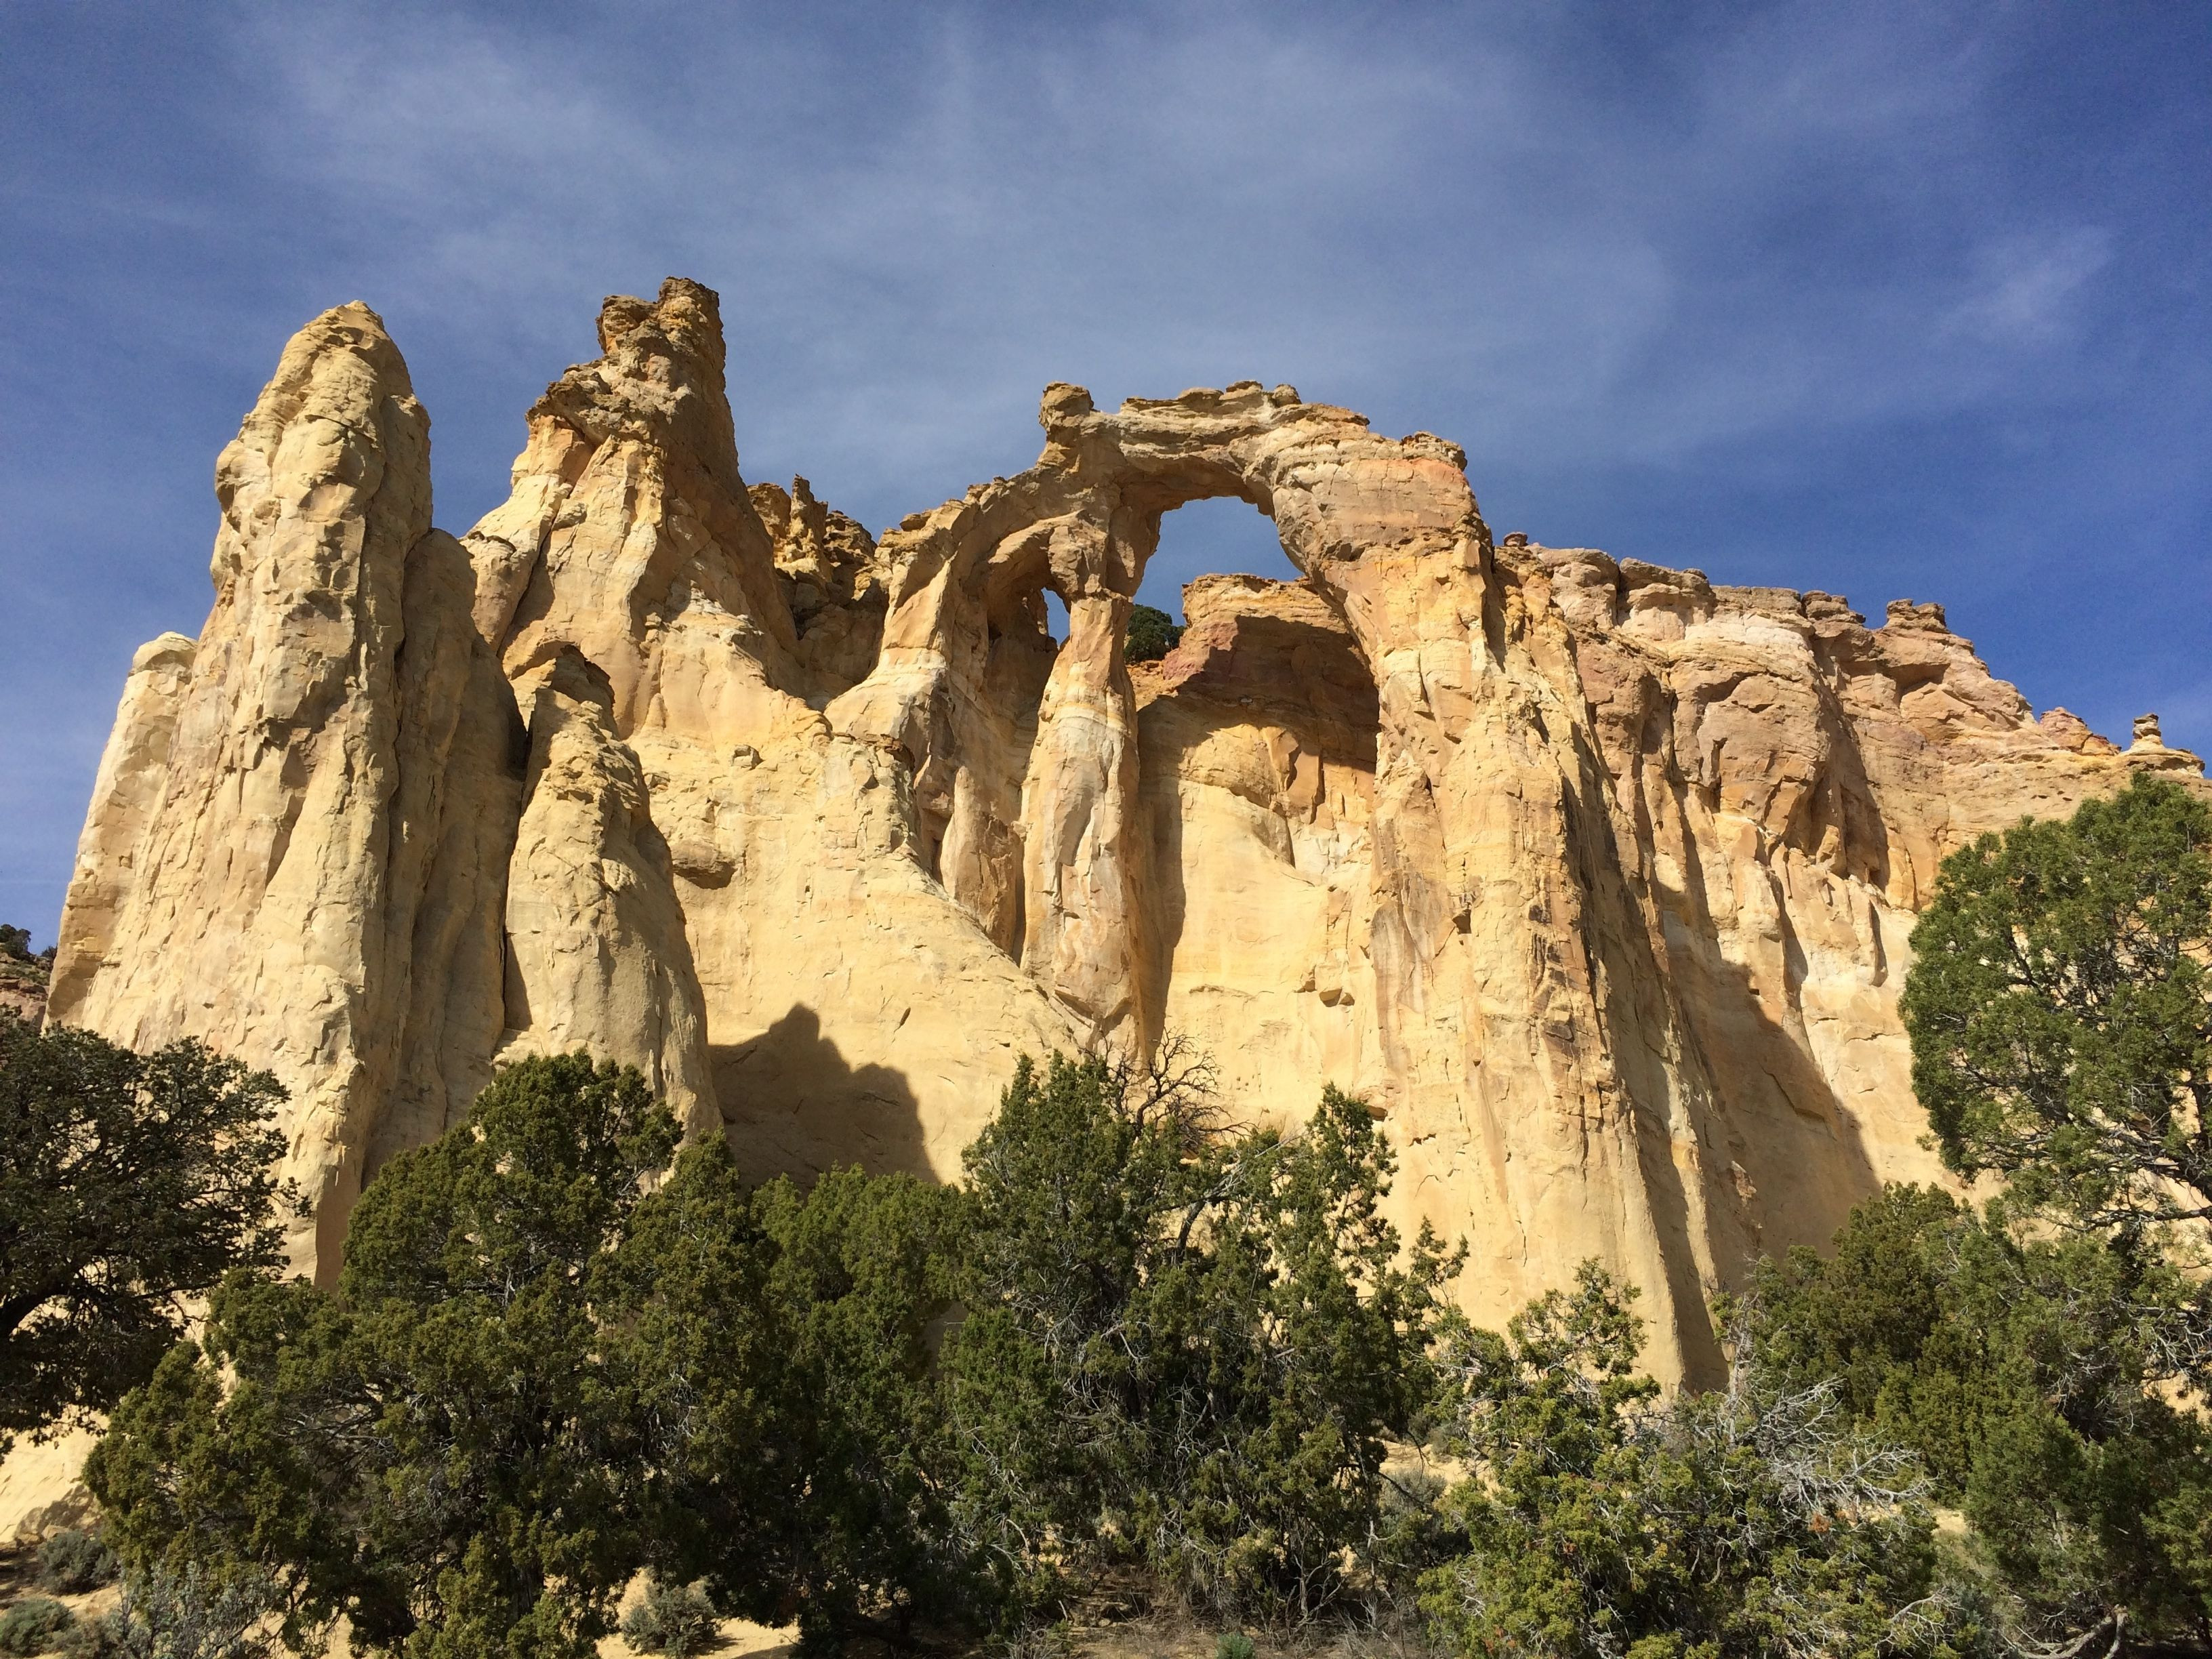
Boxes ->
[1124,603,1183,663]
[37,1529,119,1594]
[619,1576,720,1656]
[1214,1635,1256,1659]
[1420,1264,1978,1659]
[52,1615,132,1659]
[89,1045,1460,1646]
[0,1599,75,1658]
[947,1055,1460,1622]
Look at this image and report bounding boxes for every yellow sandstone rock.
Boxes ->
[47,278,2209,1393]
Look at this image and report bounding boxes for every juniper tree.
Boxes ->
[947,1054,1460,1624]
[607,1139,972,1651]
[1124,602,1184,663]
[88,1054,682,1659]
[1902,773,2212,1236]
[0,1017,289,1449]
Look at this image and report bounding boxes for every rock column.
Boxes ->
[1019,591,1151,1043]
[46,304,531,1276]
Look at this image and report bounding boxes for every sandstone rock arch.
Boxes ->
[827,380,1483,1047]
[47,275,2209,1387]
[818,371,1748,1368]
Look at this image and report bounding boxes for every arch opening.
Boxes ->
[1133,495,1300,632]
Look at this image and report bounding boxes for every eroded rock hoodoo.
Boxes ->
[48,278,2207,1376]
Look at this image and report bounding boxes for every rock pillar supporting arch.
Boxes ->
[56,277,2209,1387]
[825,378,1729,1374]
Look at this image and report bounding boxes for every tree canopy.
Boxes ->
[1124,602,1185,663]
[89,1053,682,1659]
[1902,773,2212,1232]
[89,1048,1471,1654]
[609,1140,971,1647]
[1746,773,2212,1656]
[0,1015,291,1450]
[947,1053,1460,1624]
[0,924,48,966]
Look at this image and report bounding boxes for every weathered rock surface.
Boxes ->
[754,474,894,702]
[47,306,558,1273]
[0,969,46,1026]
[43,633,197,1025]
[451,280,1080,1180]
[498,647,718,1137]
[43,306,506,1271]
[47,280,2208,1387]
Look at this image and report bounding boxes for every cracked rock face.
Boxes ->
[48,278,2209,1382]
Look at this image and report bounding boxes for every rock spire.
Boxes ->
[47,280,2207,1380]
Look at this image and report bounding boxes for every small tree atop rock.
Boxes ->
[1124,604,1183,663]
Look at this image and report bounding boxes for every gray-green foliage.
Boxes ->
[89,1054,973,1657]
[37,1529,118,1595]
[617,1578,718,1657]
[0,927,50,977]
[57,1563,282,1659]
[613,1143,969,1650]
[104,1039,2074,1654]
[0,1600,73,1658]
[1419,1264,1980,1659]
[1722,777,2212,1656]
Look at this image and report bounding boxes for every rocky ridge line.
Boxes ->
[45,278,2205,1387]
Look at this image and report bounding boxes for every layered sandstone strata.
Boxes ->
[49,278,2205,1387]
[0,970,45,1026]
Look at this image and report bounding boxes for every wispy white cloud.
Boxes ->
[4,0,2209,940]
[212,0,2123,497]
[1946,227,2112,343]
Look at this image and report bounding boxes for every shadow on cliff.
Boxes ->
[1561,724,1888,1388]
[1674,836,1888,1260]
[1561,764,1737,1391]
[710,1004,932,1185]
[1596,760,1887,1379]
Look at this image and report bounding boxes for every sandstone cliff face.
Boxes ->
[44,307,527,1272]
[49,279,2207,1381]
[455,281,1080,1180]
[499,647,718,1137]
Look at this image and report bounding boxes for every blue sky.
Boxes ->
[4,2,2208,946]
